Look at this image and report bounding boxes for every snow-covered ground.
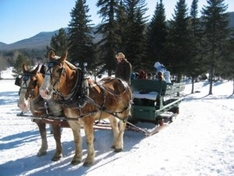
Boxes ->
[0,72,233,176]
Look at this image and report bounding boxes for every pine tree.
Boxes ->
[122,0,148,70]
[186,0,205,93]
[219,29,234,94]
[46,28,69,57]
[96,0,120,76]
[200,0,229,94]
[12,54,31,76]
[146,0,167,70]
[164,0,191,82]
[68,0,95,70]
[116,0,128,52]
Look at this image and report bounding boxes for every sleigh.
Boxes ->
[128,79,185,134]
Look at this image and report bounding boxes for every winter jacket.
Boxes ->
[115,59,132,85]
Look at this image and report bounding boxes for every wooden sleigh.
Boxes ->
[128,79,185,135]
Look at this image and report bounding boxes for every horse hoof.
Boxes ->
[71,160,81,165]
[52,155,62,161]
[114,148,122,152]
[83,161,94,167]
[37,151,47,157]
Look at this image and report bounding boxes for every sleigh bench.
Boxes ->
[130,79,185,124]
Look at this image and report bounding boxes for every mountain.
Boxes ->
[0,12,233,51]
[0,30,58,51]
[0,42,8,48]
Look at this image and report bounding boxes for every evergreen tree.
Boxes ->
[68,0,95,70]
[219,29,234,94]
[186,0,205,93]
[200,0,229,94]
[146,0,167,70]
[96,0,120,76]
[164,0,191,82]
[122,0,148,71]
[46,28,69,57]
[116,0,128,52]
[12,54,31,76]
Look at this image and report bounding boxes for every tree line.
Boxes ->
[2,0,234,94]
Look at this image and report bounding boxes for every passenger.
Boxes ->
[154,61,171,83]
[115,52,132,85]
[146,72,153,80]
[138,70,146,79]
[131,72,138,80]
[157,72,165,81]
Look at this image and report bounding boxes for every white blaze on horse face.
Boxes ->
[17,80,30,113]
[39,71,53,100]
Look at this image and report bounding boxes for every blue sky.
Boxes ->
[0,0,233,44]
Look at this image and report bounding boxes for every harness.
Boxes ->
[18,72,47,114]
[47,61,131,121]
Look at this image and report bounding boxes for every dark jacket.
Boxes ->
[115,59,132,85]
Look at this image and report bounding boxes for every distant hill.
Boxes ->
[0,12,233,51]
[0,30,58,51]
[0,42,7,48]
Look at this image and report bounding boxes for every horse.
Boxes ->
[17,63,64,161]
[39,51,133,166]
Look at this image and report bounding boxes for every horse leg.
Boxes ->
[83,120,95,167]
[108,117,120,150]
[115,119,127,152]
[68,121,82,165]
[51,123,63,161]
[35,121,48,156]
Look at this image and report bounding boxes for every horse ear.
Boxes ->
[32,64,40,74]
[60,51,68,62]
[22,63,27,72]
[39,65,46,75]
[48,50,55,59]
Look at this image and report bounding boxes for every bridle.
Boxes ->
[44,60,86,106]
[19,73,39,99]
[44,60,65,89]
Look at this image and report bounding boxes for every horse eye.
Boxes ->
[56,68,63,74]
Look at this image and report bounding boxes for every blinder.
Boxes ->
[15,75,22,87]
[20,73,37,90]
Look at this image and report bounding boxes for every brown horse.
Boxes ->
[39,51,132,166]
[17,64,64,161]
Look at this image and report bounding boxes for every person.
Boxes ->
[138,69,146,79]
[154,61,171,83]
[115,52,132,85]
[146,72,153,80]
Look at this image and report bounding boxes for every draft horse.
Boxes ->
[17,63,64,161]
[39,51,132,166]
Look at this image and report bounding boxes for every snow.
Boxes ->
[0,72,234,176]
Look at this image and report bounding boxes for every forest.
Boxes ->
[0,0,233,94]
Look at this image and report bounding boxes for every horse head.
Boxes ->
[17,63,45,112]
[40,51,77,100]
